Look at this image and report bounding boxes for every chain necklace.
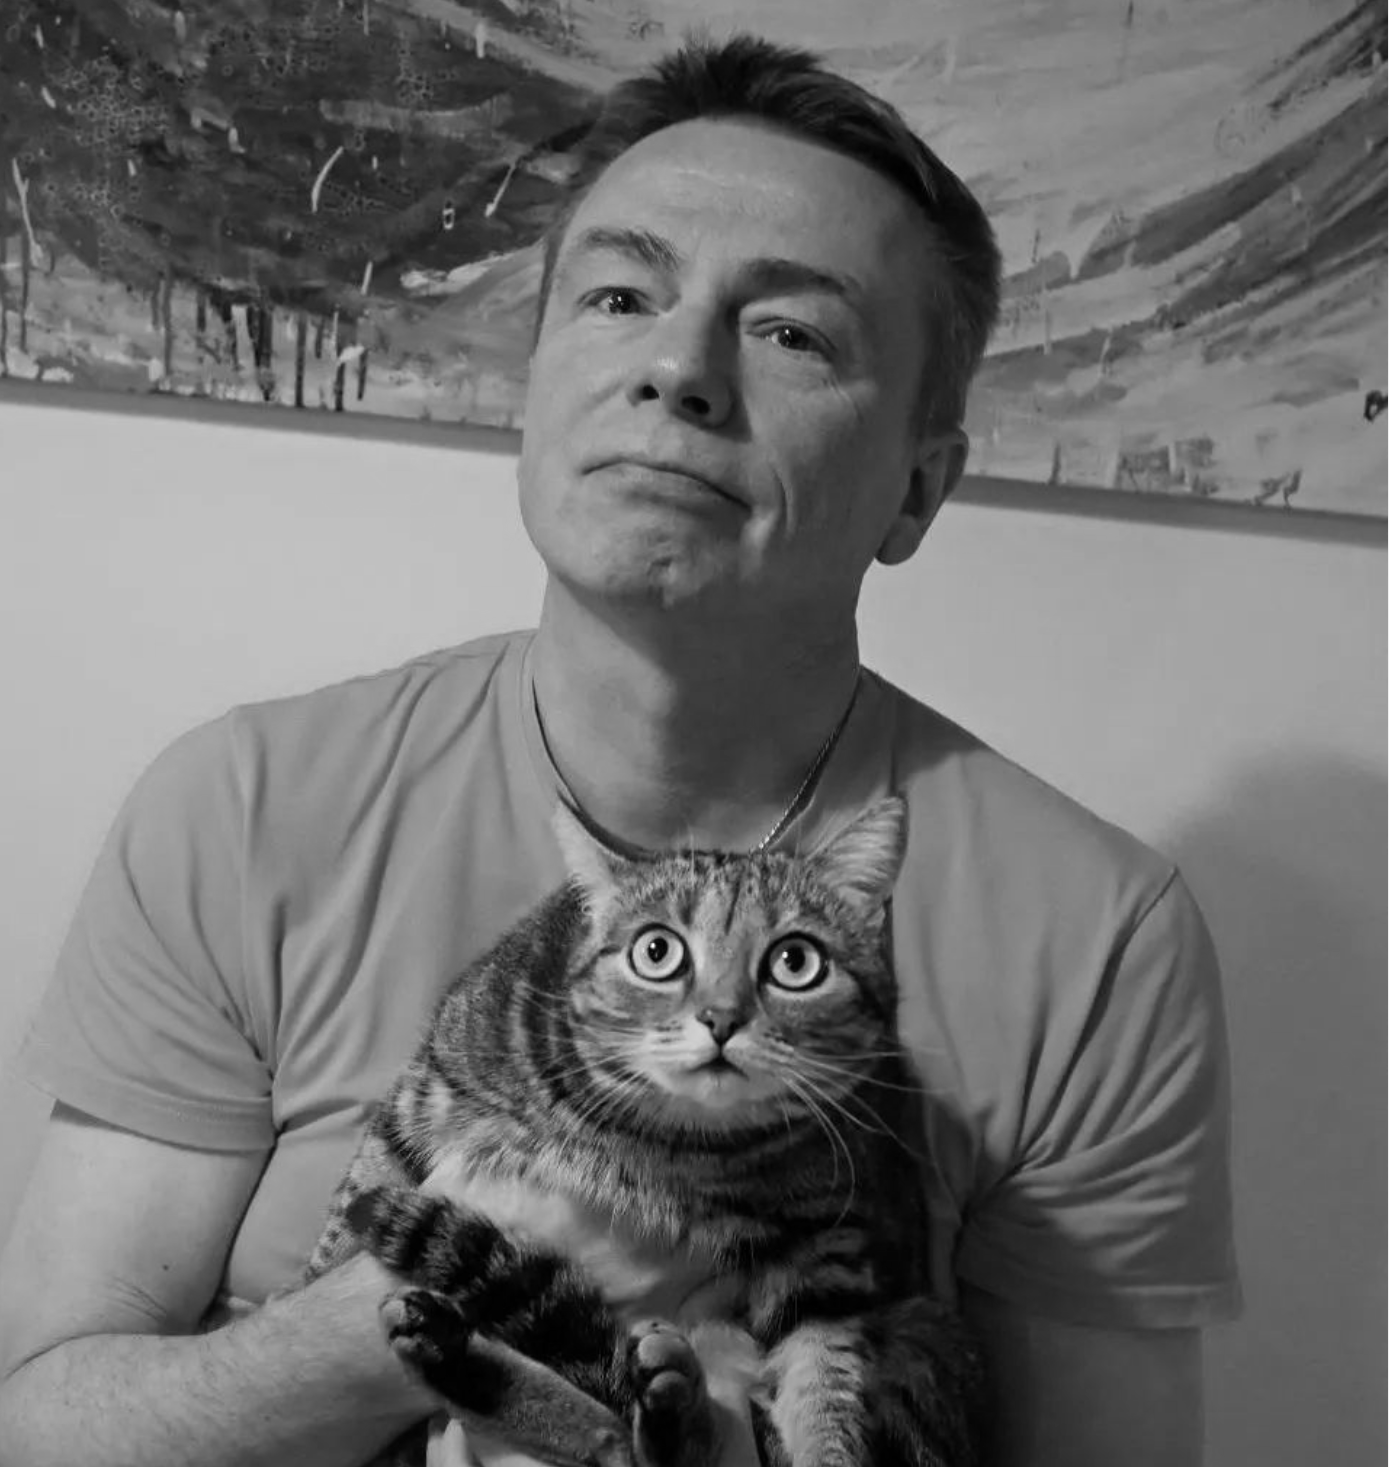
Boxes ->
[533,670,862,855]
[749,671,861,851]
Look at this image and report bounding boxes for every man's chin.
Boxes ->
[552,557,737,615]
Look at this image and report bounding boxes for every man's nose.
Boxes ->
[697,1006,743,1046]
[628,310,734,427]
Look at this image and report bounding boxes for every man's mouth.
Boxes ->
[591,456,742,507]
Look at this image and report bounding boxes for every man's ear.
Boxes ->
[876,428,969,567]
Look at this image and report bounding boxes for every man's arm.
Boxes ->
[962,1285,1204,1467]
[0,1104,435,1467]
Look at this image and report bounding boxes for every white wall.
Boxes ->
[1,392,1384,1466]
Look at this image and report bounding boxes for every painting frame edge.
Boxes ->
[3,376,1382,546]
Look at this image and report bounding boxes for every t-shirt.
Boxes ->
[16,629,1241,1331]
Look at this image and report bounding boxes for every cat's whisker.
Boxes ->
[776,1055,919,1172]
[792,1081,866,1231]
[511,974,568,998]
[790,1050,924,1094]
[537,1060,614,1095]
[598,1034,671,1073]
[514,986,578,1019]
[587,1084,644,1133]
[533,1038,655,1119]
[787,1048,948,1101]
[761,1045,891,1112]
[809,1068,956,1108]
[780,1062,869,1131]
[779,1068,857,1209]
[534,1039,622,1080]
[792,1044,914,1065]
[566,1069,647,1134]
[786,1066,911,1146]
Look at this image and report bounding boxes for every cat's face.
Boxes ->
[555,799,907,1132]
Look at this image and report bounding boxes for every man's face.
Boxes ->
[517,117,964,620]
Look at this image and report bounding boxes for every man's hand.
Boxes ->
[0,1104,435,1467]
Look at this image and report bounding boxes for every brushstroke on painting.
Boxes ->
[0,0,1384,516]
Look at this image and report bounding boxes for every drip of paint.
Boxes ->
[311,146,346,213]
[10,161,41,267]
[484,161,518,219]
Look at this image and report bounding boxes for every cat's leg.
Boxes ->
[305,1122,420,1280]
[760,1297,983,1467]
[627,1320,721,1467]
[347,1184,626,1398]
[855,1294,983,1467]
[382,1288,633,1467]
[351,1186,725,1467]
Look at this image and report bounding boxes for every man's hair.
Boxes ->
[534,33,1002,430]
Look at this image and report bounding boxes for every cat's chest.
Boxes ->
[423,1145,741,1325]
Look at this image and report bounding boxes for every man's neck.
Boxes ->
[530,583,862,852]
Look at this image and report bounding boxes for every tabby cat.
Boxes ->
[306,796,982,1467]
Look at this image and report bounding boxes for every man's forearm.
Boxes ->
[0,1253,436,1467]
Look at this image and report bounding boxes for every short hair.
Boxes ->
[534,33,1002,430]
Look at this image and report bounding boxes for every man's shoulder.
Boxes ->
[134,630,534,830]
[872,673,1175,906]
[232,629,530,731]
[210,629,530,766]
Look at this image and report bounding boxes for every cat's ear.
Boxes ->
[550,802,626,910]
[806,797,908,913]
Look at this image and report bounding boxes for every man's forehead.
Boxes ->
[558,118,932,290]
[560,222,867,305]
[574,117,908,214]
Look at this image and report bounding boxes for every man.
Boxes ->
[0,34,1239,1467]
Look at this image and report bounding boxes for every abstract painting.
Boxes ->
[1,0,1384,517]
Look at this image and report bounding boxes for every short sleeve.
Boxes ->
[14,717,275,1152]
[956,870,1242,1329]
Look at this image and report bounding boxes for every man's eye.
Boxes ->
[764,322,828,356]
[584,287,644,316]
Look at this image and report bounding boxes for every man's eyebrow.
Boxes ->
[736,257,864,305]
[563,225,685,276]
[560,228,863,304]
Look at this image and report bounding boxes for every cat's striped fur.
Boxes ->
[307,797,982,1467]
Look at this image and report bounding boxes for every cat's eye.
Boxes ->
[763,936,827,991]
[628,925,689,982]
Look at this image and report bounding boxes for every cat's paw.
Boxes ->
[627,1320,718,1467]
[628,1319,706,1416]
[380,1285,475,1381]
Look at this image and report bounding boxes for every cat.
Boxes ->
[305,795,983,1467]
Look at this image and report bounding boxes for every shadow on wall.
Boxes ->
[1161,750,1387,1467]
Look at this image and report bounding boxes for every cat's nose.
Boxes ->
[696,1007,742,1047]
